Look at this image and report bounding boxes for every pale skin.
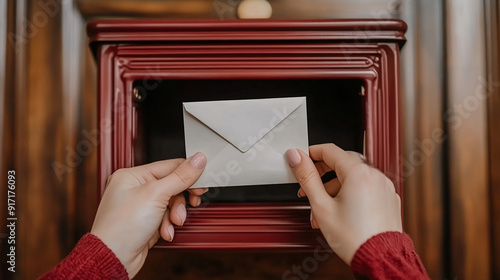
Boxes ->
[91,152,208,278]
[91,144,402,278]
[285,144,403,265]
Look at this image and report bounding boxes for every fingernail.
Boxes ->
[177,204,187,226]
[310,212,315,229]
[167,224,175,242]
[189,152,207,169]
[297,188,305,198]
[202,188,209,194]
[286,149,301,168]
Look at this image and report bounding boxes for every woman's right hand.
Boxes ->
[286,143,403,265]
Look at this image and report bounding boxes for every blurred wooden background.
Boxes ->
[1,0,499,279]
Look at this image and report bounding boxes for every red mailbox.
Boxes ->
[87,19,406,250]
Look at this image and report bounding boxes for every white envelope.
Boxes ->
[183,97,309,188]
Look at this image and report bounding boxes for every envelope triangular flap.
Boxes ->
[184,97,305,153]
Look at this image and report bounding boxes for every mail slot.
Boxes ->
[133,79,365,202]
[88,19,406,250]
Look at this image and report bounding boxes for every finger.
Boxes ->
[309,144,364,183]
[346,151,367,163]
[159,209,175,242]
[310,211,319,229]
[297,174,341,198]
[286,149,332,209]
[314,161,332,177]
[129,158,185,181]
[187,188,209,196]
[189,193,202,207]
[324,178,341,197]
[169,193,187,226]
[151,152,207,201]
[297,187,306,198]
[187,188,207,207]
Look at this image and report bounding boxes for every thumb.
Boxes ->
[151,152,207,202]
[286,149,332,209]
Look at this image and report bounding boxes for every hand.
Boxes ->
[90,153,207,278]
[286,144,402,265]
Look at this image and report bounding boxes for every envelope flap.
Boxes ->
[183,97,305,153]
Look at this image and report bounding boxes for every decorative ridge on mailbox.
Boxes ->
[87,19,407,56]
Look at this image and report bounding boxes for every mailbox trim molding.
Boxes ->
[92,19,406,250]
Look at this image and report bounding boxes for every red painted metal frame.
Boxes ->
[88,19,406,250]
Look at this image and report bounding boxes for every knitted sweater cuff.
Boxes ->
[38,233,128,280]
[351,231,429,280]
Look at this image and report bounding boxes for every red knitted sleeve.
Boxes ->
[38,233,128,280]
[351,231,430,280]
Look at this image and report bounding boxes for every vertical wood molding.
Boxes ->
[78,47,98,235]
[65,2,100,237]
[401,0,445,278]
[485,0,500,278]
[400,0,418,240]
[445,0,491,278]
[61,0,85,246]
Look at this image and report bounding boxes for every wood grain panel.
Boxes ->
[16,1,78,279]
[485,0,500,278]
[271,0,399,19]
[400,0,445,279]
[1,1,13,279]
[4,1,29,279]
[77,0,217,18]
[445,0,491,278]
[77,0,400,19]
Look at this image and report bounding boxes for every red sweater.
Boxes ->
[39,234,128,280]
[351,232,429,279]
[39,232,429,280]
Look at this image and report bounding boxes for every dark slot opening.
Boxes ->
[133,79,365,203]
